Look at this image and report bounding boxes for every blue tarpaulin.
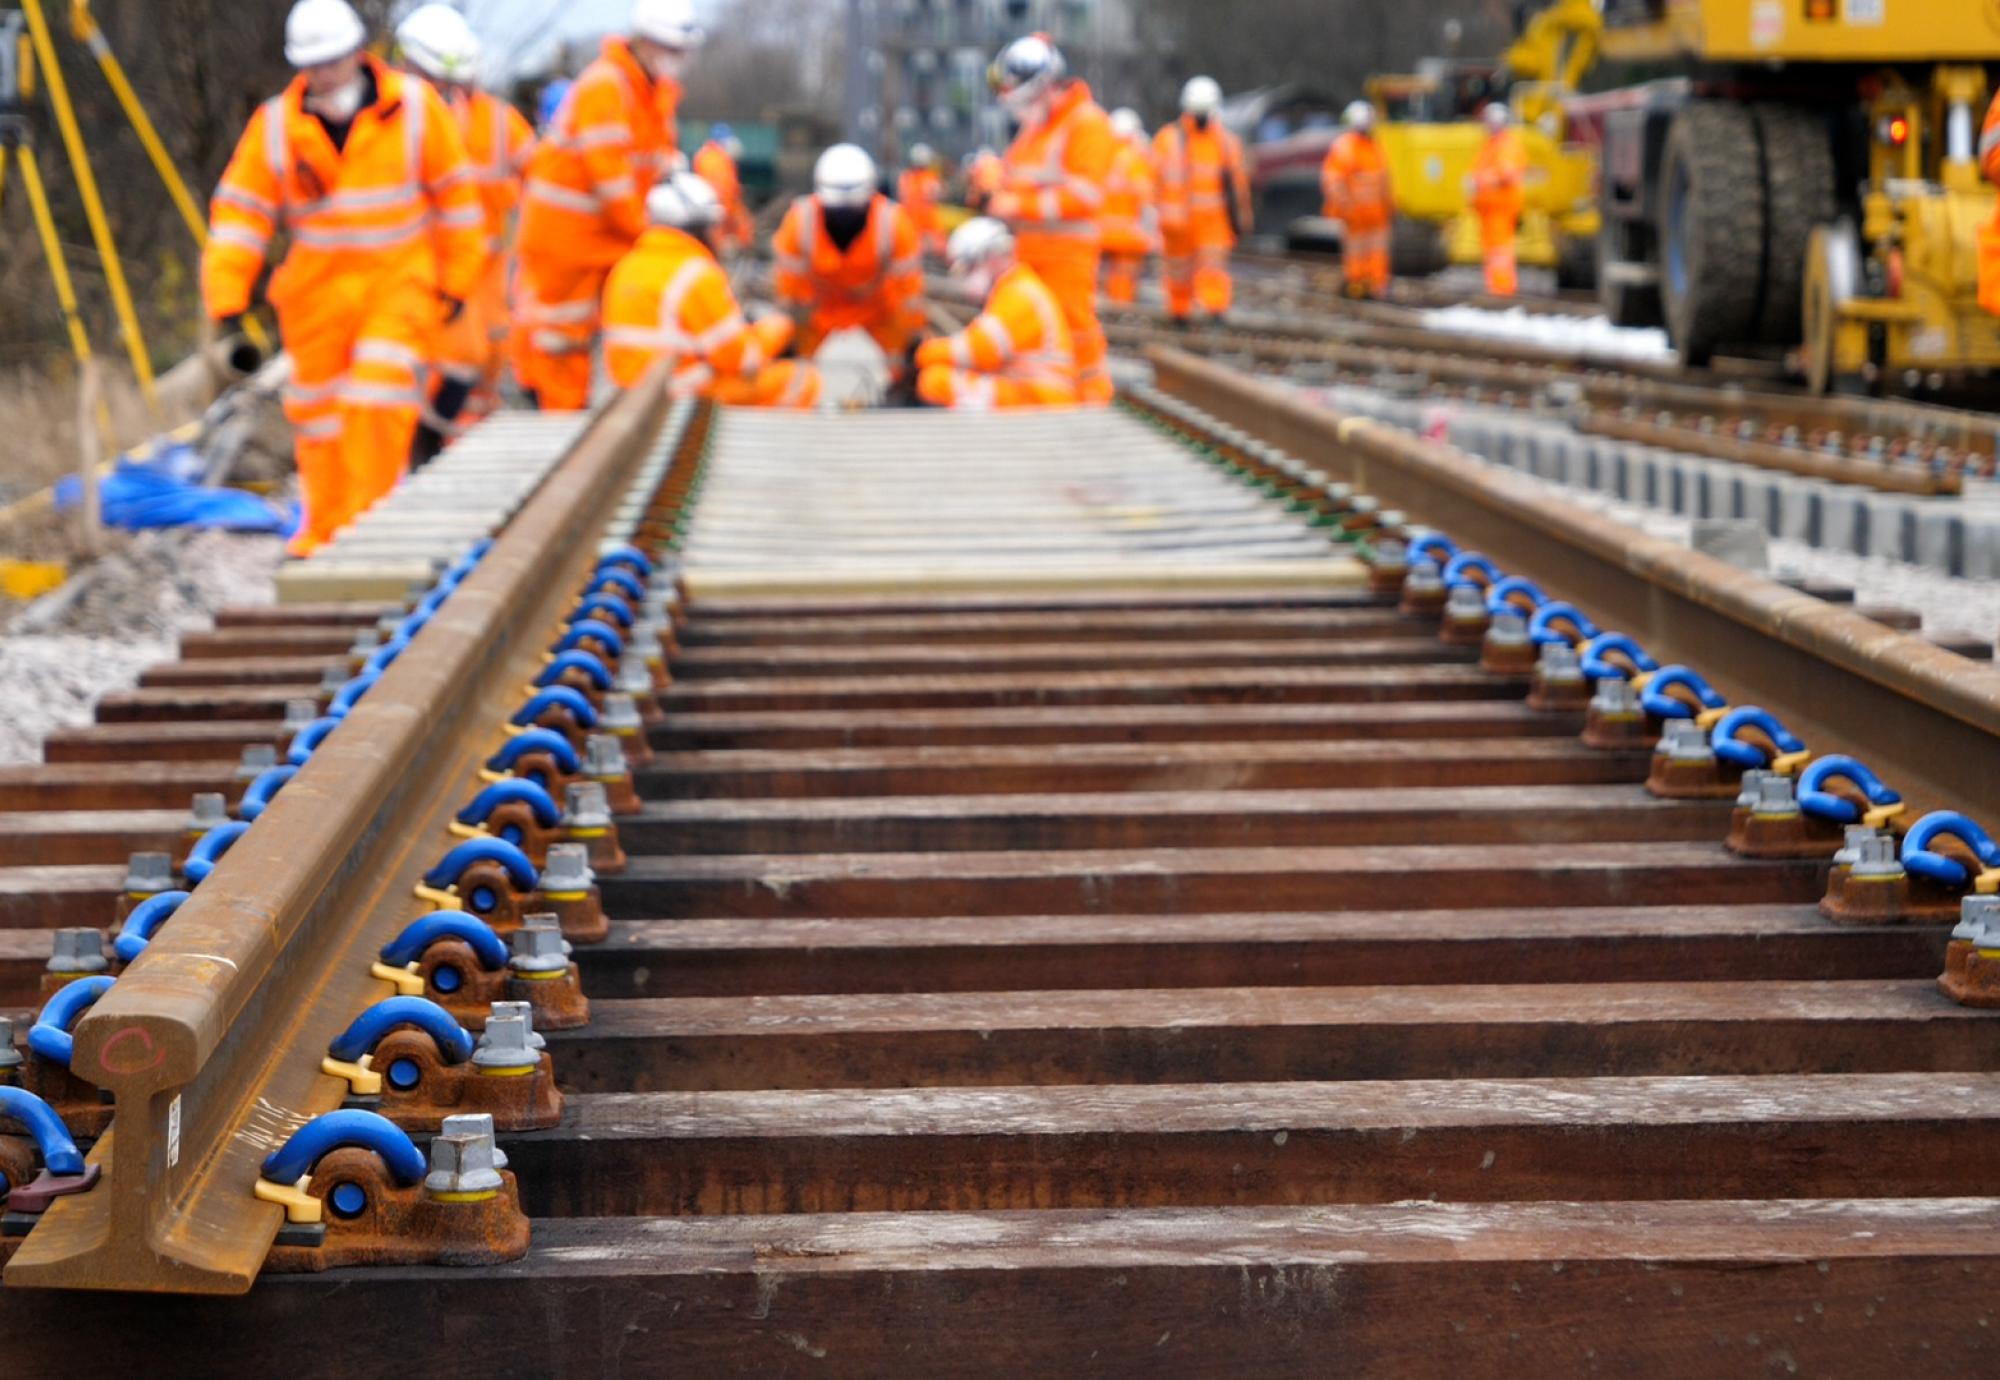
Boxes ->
[55,443,295,535]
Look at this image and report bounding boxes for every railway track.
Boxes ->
[3,355,2000,1372]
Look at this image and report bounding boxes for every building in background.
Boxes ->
[842,0,1174,169]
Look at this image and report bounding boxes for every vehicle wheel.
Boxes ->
[1390,216,1446,278]
[1659,102,1766,365]
[1554,231,1597,292]
[1753,103,1837,347]
[1803,219,1863,395]
[1597,218,1663,327]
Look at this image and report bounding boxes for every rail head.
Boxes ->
[3,377,676,1294]
[1147,346,2000,821]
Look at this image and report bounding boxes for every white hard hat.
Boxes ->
[285,0,366,67]
[1483,102,1511,131]
[1181,76,1222,117]
[631,0,703,49]
[909,143,936,168]
[990,34,1065,118]
[646,171,723,229]
[1109,107,1143,139]
[665,149,691,175]
[396,4,481,85]
[946,216,1013,274]
[814,143,877,208]
[1343,100,1375,132]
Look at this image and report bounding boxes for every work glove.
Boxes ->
[216,313,246,338]
[439,294,466,325]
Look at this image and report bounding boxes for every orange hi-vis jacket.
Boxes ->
[965,150,1003,211]
[1470,127,1528,221]
[1100,136,1156,257]
[771,193,924,337]
[1976,91,2000,314]
[1154,115,1250,249]
[898,165,944,253]
[996,81,1113,267]
[692,140,754,248]
[915,262,1077,409]
[204,56,484,321]
[1321,130,1391,225]
[603,225,803,398]
[518,37,679,271]
[458,87,535,255]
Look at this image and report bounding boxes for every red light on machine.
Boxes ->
[1886,248,1905,299]
[1882,114,1911,146]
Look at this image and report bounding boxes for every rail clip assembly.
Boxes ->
[373,911,589,1030]
[318,996,561,1133]
[1940,895,2000,1006]
[1823,811,2000,925]
[415,837,607,943]
[0,1086,100,1263]
[257,1109,529,1272]
[19,976,115,1137]
[1727,756,1906,860]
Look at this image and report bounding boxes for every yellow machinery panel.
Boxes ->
[1606,0,2000,64]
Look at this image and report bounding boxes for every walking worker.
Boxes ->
[1470,101,1528,297]
[1153,75,1250,325]
[771,144,925,364]
[394,3,535,454]
[915,217,1078,410]
[692,123,754,253]
[987,33,1115,402]
[1321,100,1393,299]
[898,143,946,257]
[602,173,820,406]
[203,0,484,555]
[1099,107,1156,305]
[514,0,701,409]
[963,146,1003,213]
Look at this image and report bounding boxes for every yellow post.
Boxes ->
[20,0,156,404]
[17,147,97,371]
[67,0,272,355]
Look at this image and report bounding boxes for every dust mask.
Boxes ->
[960,261,1001,299]
[308,76,366,122]
[648,50,685,83]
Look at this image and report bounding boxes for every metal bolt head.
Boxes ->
[616,655,655,696]
[1590,677,1640,715]
[1404,559,1443,593]
[1953,894,2000,944]
[1654,719,1714,761]
[441,1112,507,1170]
[0,1018,21,1070]
[186,793,230,832]
[235,743,280,780]
[346,629,381,659]
[1734,768,1771,810]
[283,698,320,730]
[471,1013,537,1070]
[1487,611,1529,645]
[509,922,570,976]
[488,1000,547,1051]
[1752,773,1800,818]
[583,734,630,779]
[1833,824,1878,867]
[1445,584,1486,619]
[1536,642,1583,682]
[522,913,573,957]
[423,1121,507,1197]
[539,843,595,893]
[317,665,350,695]
[124,850,175,894]
[1851,832,1905,879]
[562,782,612,832]
[600,693,643,734]
[48,928,108,974]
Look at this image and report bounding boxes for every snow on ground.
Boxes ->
[1420,304,1677,364]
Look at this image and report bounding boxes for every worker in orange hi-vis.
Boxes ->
[602,173,820,407]
[771,144,926,369]
[692,123,754,254]
[204,0,484,556]
[916,217,1078,410]
[964,146,1003,214]
[514,0,700,411]
[987,33,1116,403]
[1977,90,2000,314]
[1099,107,1156,305]
[394,5,533,458]
[898,144,946,257]
[1321,100,1394,300]
[1469,102,1528,297]
[1153,75,1251,326]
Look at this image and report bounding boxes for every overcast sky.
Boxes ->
[459,0,726,75]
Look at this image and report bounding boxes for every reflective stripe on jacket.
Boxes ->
[1100,137,1156,256]
[770,193,923,332]
[915,262,1075,388]
[203,55,483,319]
[1321,131,1392,223]
[459,87,535,252]
[603,225,767,393]
[999,81,1114,253]
[1153,116,1249,247]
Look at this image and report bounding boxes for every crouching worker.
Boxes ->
[604,172,821,407]
[916,217,1078,410]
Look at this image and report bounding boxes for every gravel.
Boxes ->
[0,528,285,764]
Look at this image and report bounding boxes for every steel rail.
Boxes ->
[3,376,676,1294]
[1149,346,2000,822]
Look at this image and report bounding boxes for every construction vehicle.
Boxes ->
[1581,0,2000,388]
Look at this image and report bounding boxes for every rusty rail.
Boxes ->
[2,379,675,1293]
[1149,346,2000,821]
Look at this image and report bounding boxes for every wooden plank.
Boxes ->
[668,636,1458,680]
[503,1074,2000,1216]
[138,656,342,688]
[0,809,184,866]
[631,740,1651,800]
[684,558,1366,600]
[0,763,242,812]
[0,864,126,929]
[681,606,1428,647]
[545,981,1996,1092]
[92,686,310,723]
[41,721,290,764]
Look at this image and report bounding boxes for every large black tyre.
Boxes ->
[1390,216,1447,278]
[1752,103,1837,347]
[1658,102,1766,365]
[1597,218,1663,327]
